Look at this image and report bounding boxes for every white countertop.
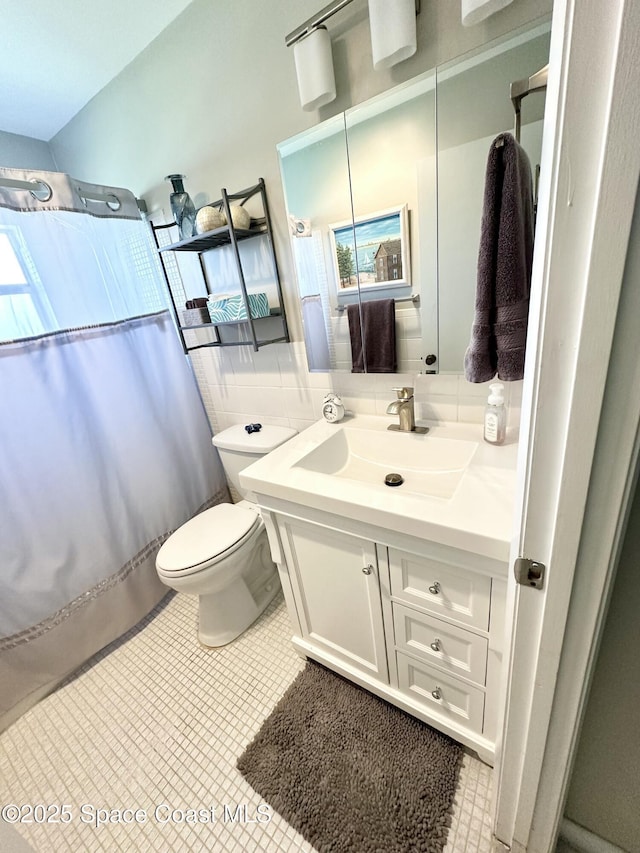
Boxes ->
[240,414,519,563]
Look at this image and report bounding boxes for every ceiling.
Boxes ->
[1,0,196,141]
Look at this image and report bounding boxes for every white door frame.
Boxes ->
[494,1,640,850]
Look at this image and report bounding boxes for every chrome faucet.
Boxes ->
[386,387,429,434]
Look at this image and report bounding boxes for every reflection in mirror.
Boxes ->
[345,71,436,375]
[277,19,551,375]
[278,71,437,374]
[436,22,551,373]
[277,114,355,372]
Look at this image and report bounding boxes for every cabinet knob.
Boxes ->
[428,582,441,595]
[430,639,441,652]
[431,687,443,701]
[362,565,373,575]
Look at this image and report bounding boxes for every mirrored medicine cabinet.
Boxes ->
[277,20,551,374]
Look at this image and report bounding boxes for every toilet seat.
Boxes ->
[156,503,261,577]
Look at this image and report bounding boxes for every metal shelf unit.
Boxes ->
[152,178,289,354]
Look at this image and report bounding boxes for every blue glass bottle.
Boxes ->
[165,174,196,240]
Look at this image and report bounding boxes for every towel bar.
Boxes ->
[336,293,420,312]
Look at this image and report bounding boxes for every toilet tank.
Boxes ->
[212,424,297,502]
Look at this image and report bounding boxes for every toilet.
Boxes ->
[155,423,297,646]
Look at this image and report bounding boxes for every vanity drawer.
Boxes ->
[393,603,488,686]
[389,547,491,630]
[396,652,485,734]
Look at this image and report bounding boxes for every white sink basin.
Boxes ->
[293,427,478,499]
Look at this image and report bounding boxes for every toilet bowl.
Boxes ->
[155,424,297,646]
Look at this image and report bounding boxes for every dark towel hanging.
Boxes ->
[464,132,534,383]
[348,298,397,373]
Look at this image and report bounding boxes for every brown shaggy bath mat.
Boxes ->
[237,661,463,853]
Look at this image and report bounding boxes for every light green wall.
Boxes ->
[49,0,552,340]
[0,130,56,170]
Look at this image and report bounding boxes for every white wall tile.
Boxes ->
[416,397,458,423]
[282,386,316,421]
[201,397,220,434]
[305,370,332,391]
[395,309,422,338]
[458,376,494,398]
[341,392,377,415]
[288,418,316,433]
[333,342,352,369]
[398,337,424,362]
[277,343,306,388]
[415,374,459,398]
[216,349,236,383]
[509,380,524,407]
[251,346,282,385]
[198,350,224,386]
[225,347,257,386]
[191,338,527,432]
[399,359,423,375]
[245,386,287,418]
[223,385,255,414]
[331,373,365,395]
[508,405,521,431]
[457,396,486,424]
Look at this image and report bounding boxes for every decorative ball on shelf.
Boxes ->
[222,204,251,231]
[195,205,225,234]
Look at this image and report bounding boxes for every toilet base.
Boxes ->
[198,569,280,647]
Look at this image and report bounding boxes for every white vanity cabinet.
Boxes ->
[262,507,507,765]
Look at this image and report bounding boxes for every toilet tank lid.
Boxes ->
[212,424,298,453]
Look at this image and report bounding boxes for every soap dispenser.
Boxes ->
[484,383,506,445]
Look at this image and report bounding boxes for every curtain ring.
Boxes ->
[29,180,52,202]
[78,190,122,211]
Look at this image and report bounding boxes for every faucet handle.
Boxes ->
[393,386,414,400]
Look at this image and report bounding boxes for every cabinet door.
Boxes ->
[277,517,388,682]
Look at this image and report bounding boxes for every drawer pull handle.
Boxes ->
[428,582,441,595]
[431,687,443,701]
[430,639,441,652]
[362,565,373,575]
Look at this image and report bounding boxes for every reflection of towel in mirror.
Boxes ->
[348,298,397,373]
[464,132,534,383]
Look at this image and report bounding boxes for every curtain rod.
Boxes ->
[0,176,53,201]
[0,176,147,212]
[336,293,420,312]
[285,0,420,47]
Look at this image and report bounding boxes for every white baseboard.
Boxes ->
[559,818,627,853]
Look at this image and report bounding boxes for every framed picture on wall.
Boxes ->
[328,204,410,292]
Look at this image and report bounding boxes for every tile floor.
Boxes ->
[0,592,494,852]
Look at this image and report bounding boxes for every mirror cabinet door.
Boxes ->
[435,22,551,373]
[344,70,437,375]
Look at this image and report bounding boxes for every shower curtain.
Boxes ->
[0,168,229,732]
